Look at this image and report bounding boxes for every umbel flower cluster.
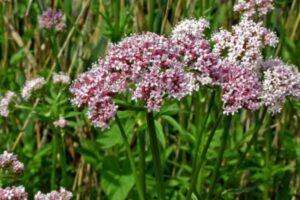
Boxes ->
[70,0,300,129]
[39,8,66,32]
[0,151,72,200]
[0,151,24,174]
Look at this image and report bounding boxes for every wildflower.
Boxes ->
[0,151,24,174]
[0,91,16,117]
[261,60,300,113]
[34,187,72,200]
[234,0,273,18]
[21,77,46,100]
[211,63,262,114]
[171,18,210,41]
[71,33,193,128]
[0,186,27,200]
[171,18,220,86]
[52,72,71,85]
[53,116,69,128]
[39,8,66,31]
[212,18,278,70]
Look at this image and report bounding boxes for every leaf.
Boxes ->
[96,124,122,149]
[155,120,166,148]
[101,156,134,200]
[161,115,195,144]
[9,49,25,65]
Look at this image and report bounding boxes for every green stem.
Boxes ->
[115,115,145,200]
[147,0,155,31]
[186,113,222,199]
[224,108,267,187]
[146,112,165,200]
[207,115,232,200]
[51,132,58,190]
[186,92,216,199]
[139,131,146,199]
[59,130,67,187]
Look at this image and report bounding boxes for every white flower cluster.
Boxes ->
[21,77,46,100]
[0,91,16,117]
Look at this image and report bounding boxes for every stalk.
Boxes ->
[115,115,145,200]
[51,132,58,190]
[186,113,222,199]
[139,130,146,198]
[186,91,215,199]
[146,112,165,200]
[224,108,267,187]
[59,130,67,187]
[207,115,232,200]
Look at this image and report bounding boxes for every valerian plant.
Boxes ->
[1,0,300,199]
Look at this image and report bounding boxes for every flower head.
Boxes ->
[71,32,193,128]
[53,116,69,128]
[21,77,46,100]
[171,18,220,86]
[261,60,300,113]
[0,186,27,200]
[34,187,72,200]
[211,63,262,114]
[234,0,273,18]
[0,91,16,117]
[0,151,24,174]
[39,8,66,31]
[212,18,278,69]
[52,72,71,85]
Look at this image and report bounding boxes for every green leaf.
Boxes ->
[97,124,122,149]
[101,156,134,200]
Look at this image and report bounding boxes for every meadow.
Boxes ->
[0,0,300,199]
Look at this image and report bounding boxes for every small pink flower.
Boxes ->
[234,0,273,18]
[34,187,72,200]
[52,72,70,85]
[212,18,278,70]
[21,77,46,100]
[211,63,262,114]
[53,116,69,128]
[0,91,16,117]
[39,8,66,31]
[0,151,24,174]
[261,60,300,113]
[0,186,27,200]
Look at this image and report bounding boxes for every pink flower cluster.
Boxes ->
[0,151,24,174]
[34,187,72,200]
[234,0,273,18]
[71,33,195,128]
[261,60,300,113]
[52,73,71,85]
[171,19,220,86]
[21,77,46,101]
[53,116,69,128]
[39,8,66,31]
[211,63,262,114]
[0,186,27,200]
[212,18,278,70]
[0,91,16,117]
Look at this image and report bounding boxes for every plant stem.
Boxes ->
[146,112,165,200]
[59,130,67,187]
[186,92,216,199]
[207,115,232,200]
[224,108,267,187]
[139,130,146,198]
[115,115,145,200]
[51,132,58,190]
